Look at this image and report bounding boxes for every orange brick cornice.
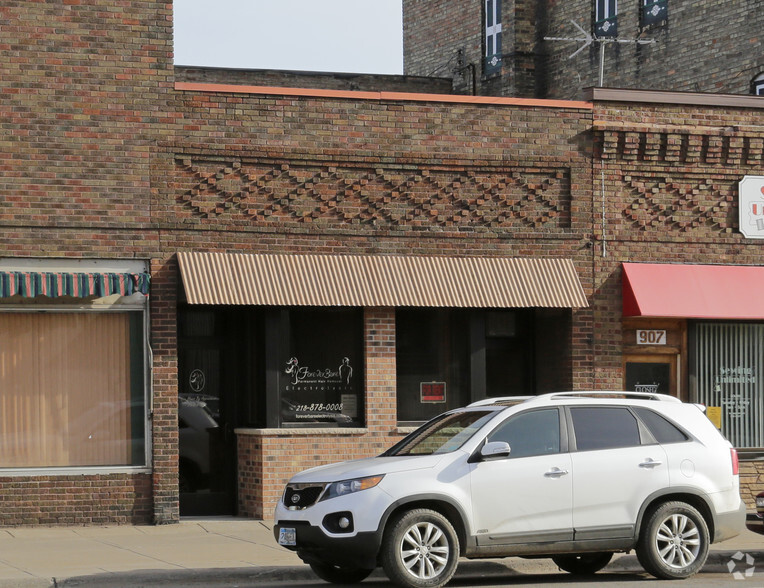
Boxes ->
[174,82,593,110]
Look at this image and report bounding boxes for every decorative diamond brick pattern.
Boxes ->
[175,158,571,230]
[622,175,737,233]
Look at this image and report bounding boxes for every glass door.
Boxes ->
[178,309,237,516]
[623,354,677,397]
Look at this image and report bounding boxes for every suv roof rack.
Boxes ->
[467,391,683,409]
[547,391,681,403]
[467,396,533,407]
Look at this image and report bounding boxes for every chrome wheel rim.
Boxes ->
[655,513,701,569]
[399,521,450,579]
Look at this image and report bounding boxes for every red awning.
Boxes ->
[622,263,764,320]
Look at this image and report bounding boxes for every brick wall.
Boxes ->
[175,66,453,95]
[541,0,764,99]
[150,256,181,523]
[403,0,543,97]
[590,99,764,390]
[740,462,763,509]
[0,0,173,525]
[0,475,152,526]
[404,0,764,100]
[403,0,483,94]
[0,1,173,232]
[161,89,593,229]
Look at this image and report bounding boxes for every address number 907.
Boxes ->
[636,329,666,345]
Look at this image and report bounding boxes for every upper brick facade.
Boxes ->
[403,0,764,100]
[403,0,541,97]
[403,0,482,93]
[1,0,174,242]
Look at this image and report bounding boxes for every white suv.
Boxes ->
[274,392,746,587]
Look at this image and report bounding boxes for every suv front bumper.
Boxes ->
[273,520,382,569]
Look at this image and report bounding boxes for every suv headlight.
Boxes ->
[320,475,384,501]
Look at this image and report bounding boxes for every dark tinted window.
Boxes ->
[633,407,689,444]
[396,309,471,423]
[755,74,764,96]
[487,409,560,458]
[642,0,668,27]
[281,308,364,427]
[595,0,618,38]
[571,407,641,451]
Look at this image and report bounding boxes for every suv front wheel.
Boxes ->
[636,501,710,579]
[381,508,459,588]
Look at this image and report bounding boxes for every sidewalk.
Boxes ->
[0,519,300,588]
[0,518,761,587]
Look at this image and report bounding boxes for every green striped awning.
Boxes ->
[0,271,150,298]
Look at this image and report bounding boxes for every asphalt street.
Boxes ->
[56,550,764,588]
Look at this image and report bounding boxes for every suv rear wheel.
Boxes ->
[381,508,459,588]
[636,501,710,579]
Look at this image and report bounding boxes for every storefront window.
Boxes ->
[485,310,532,396]
[396,309,536,424]
[0,311,146,468]
[691,322,764,449]
[280,308,364,427]
[396,309,470,423]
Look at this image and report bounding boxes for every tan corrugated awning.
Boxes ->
[177,252,588,308]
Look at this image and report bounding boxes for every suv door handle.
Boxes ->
[544,467,569,478]
[639,458,663,468]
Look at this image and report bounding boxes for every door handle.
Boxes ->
[544,467,569,478]
[639,458,663,468]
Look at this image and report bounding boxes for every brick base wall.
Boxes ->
[0,474,152,526]
[739,461,764,510]
[237,430,404,519]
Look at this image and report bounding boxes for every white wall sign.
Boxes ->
[739,175,764,239]
[636,329,666,345]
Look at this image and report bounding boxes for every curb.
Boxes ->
[54,549,764,587]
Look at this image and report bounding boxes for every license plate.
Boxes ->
[278,527,297,546]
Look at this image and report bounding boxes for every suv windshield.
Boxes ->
[383,410,495,456]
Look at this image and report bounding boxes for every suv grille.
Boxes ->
[284,484,325,509]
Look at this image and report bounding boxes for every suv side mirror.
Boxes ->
[480,441,511,459]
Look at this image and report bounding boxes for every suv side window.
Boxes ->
[570,407,641,451]
[633,407,689,444]
[487,409,560,458]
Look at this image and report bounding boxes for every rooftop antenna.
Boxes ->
[544,20,655,86]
